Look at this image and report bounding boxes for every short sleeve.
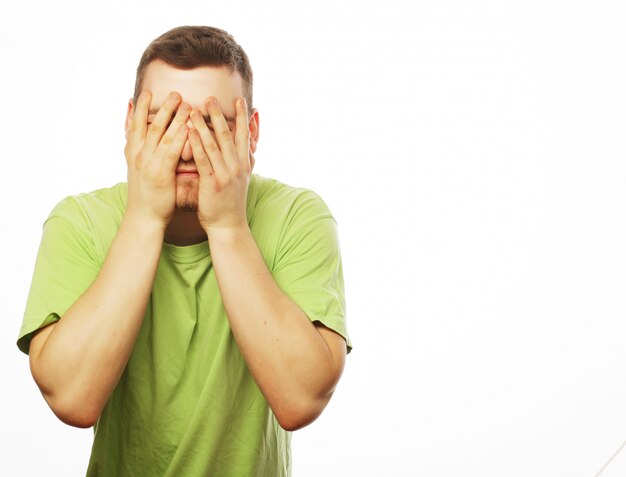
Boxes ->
[17,198,101,354]
[272,192,352,352]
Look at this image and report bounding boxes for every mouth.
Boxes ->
[176,169,199,176]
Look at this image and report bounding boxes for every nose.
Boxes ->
[180,118,195,161]
[180,138,193,161]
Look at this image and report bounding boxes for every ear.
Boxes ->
[124,98,135,140]
[248,108,260,153]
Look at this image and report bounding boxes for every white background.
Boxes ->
[1,0,626,475]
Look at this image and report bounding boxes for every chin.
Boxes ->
[175,202,198,212]
[175,181,199,212]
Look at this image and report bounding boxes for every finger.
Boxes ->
[188,128,214,176]
[190,109,226,174]
[130,90,151,144]
[205,97,238,167]
[156,102,191,153]
[145,92,182,151]
[164,124,189,171]
[234,97,250,170]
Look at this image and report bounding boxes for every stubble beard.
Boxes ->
[175,178,199,212]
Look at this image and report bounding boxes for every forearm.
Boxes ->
[30,214,165,427]
[207,225,342,430]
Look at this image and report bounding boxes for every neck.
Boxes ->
[164,210,207,246]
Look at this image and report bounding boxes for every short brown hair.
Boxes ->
[133,26,253,112]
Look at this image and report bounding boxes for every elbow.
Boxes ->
[33,372,101,428]
[273,394,333,432]
[275,409,318,432]
[40,390,101,428]
[271,363,344,432]
[30,354,101,428]
[53,403,100,429]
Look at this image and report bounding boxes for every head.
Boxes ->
[125,26,259,211]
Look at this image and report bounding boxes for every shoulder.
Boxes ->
[248,175,341,268]
[249,174,334,226]
[48,183,127,224]
[48,183,127,219]
[44,183,127,262]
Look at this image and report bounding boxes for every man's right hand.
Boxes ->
[124,90,190,228]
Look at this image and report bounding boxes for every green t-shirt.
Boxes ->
[17,174,351,476]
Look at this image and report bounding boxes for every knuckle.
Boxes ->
[219,129,231,141]
[206,141,220,153]
[148,122,160,136]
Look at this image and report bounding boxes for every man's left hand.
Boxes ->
[188,96,253,232]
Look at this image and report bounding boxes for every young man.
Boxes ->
[18,26,351,476]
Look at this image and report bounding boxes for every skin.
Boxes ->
[28,60,347,431]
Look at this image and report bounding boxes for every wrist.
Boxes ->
[122,210,168,239]
[205,222,251,245]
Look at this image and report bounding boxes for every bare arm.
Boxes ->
[208,226,347,431]
[30,216,165,427]
[29,90,190,427]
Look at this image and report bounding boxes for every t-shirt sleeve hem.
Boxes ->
[304,311,353,354]
[17,312,61,355]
